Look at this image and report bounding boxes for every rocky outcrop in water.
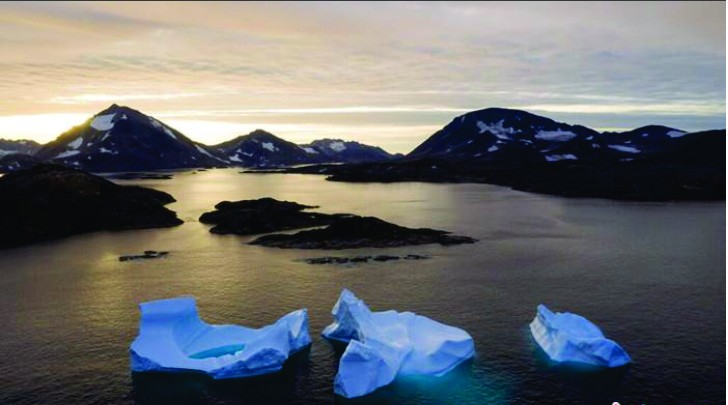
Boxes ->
[119,251,170,262]
[250,216,477,249]
[303,254,429,265]
[199,197,350,235]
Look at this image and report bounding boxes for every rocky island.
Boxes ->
[201,198,476,249]
[250,216,477,249]
[0,164,183,248]
[199,197,351,235]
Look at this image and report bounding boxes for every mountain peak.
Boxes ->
[629,125,683,133]
[33,104,223,171]
[98,103,139,117]
[247,129,276,138]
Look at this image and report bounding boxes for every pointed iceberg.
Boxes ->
[529,304,631,368]
[323,289,475,398]
[130,297,311,379]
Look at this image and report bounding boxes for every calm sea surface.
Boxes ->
[0,169,724,404]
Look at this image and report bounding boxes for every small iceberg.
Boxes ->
[323,289,475,398]
[529,304,631,368]
[130,297,311,379]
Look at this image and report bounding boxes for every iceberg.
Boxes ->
[323,289,475,398]
[130,297,311,379]
[529,304,631,368]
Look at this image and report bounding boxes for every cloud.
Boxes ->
[50,92,211,104]
[0,1,723,151]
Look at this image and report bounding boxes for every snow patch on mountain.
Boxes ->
[476,120,519,140]
[487,145,499,152]
[302,147,318,154]
[667,130,687,138]
[195,144,214,158]
[545,154,578,162]
[68,137,83,149]
[261,142,278,152]
[329,141,346,152]
[99,147,118,155]
[90,114,115,131]
[149,118,177,139]
[535,129,577,142]
[608,145,641,153]
[55,150,81,159]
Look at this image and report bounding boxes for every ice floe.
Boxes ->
[323,289,475,398]
[529,304,630,368]
[130,297,311,379]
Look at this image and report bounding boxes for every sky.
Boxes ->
[0,1,724,153]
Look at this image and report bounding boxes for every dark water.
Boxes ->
[0,169,724,405]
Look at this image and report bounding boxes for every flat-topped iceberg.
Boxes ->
[529,304,631,368]
[130,297,311,379]
[323,289,475,398]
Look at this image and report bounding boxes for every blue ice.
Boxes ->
[323,289,475,398]
[130,297,311,379]
[530,304,631,368]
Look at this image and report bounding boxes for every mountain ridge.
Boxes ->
[4,105,723,187]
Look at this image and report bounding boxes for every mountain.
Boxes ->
[211,131,396,167]
[275,108,725,201]
[409,108,604,164]
[0,153,43,173]
[300,139,394,163]
[14,105,395,172]
[34,104,224,172]
[407,108,723,167]
[0,139,43,172]
[211,129,314,167]
[0,164,182,248]
[0,139,41,156]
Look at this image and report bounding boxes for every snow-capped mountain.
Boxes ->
[211,129,314,167]
[5,105,396,172]
[408,108,601,164]
[0,139,41,157]
[300,139,394,163]
[302,108,723,200]
[407,108,720,165]
[212,131,395,167]
[34,104,224,172]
